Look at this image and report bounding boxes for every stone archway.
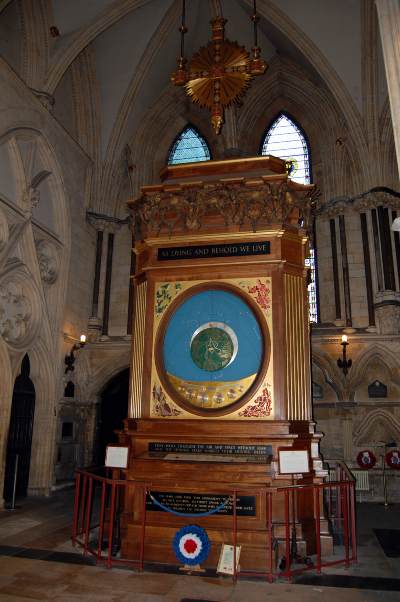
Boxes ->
[354,409,400,448]
[0,126,71,498]
[96,368,130,465]
[3,354,36,504]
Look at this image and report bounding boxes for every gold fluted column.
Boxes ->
[284,274,311,420]
[128,280,147,418]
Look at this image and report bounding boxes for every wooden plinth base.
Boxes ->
[118,418,331,570]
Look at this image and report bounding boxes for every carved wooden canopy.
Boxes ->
[128,157,317,238]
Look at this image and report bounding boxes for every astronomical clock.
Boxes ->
[119,157,329,570]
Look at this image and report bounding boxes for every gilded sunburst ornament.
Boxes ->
[171,15,267,134]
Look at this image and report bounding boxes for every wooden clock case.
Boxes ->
[119,157,330,570]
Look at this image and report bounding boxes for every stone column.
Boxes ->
[127,227,136,335]
[86,217,120,341]
[87,217,107,340]
[223,106,242,158]
[376,0,400,176]
[101,223,121,338]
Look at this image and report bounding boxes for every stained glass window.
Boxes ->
[261,113,310,184]
[168,126,211,165]
[261,113,318,322]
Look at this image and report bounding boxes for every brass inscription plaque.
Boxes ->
[148,442,272,456]
[146,491,256,516]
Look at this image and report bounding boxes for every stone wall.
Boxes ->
[1,0,400,502]
[0,57,92,502]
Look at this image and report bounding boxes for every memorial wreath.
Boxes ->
[172,525,211,566]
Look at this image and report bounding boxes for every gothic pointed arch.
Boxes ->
[311,350,342,401]
[260,111,311,184]
[167,124,212,165]
[354,409,400,446]
[261,112,319,323]
[350,344,400,390]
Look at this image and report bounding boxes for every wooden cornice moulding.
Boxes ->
[159,156,287,182]
[128,170,316,238]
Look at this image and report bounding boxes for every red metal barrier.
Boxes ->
[71,467,357,581]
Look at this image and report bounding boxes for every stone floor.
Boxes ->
[0,490,400,601]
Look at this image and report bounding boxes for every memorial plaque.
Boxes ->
[146,491,256,516]
[148,442,272,457]
[105,446,129,468]
[368,380,387,398]
[278,449,310,474]
[158,241,270,261]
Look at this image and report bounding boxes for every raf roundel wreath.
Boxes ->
[173,525,211,566]
[356,449,376,469]
[386,450,400,469]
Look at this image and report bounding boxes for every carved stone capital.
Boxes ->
[22,186,40,215]
[86,213,124,234]
[0,261,42,350]
[317,187,400,217]
[35,239,60,284]
[21,171,52,217]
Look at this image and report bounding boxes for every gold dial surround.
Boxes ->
[154,282,270,417]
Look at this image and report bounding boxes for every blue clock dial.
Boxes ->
[161,289,264,410]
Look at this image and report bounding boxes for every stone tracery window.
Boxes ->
[168,125,211,165]
[261,113,319,323]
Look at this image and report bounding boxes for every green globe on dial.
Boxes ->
[190,327,234,372]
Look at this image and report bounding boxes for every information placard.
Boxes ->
[278,449,310,475]
[105,446,129,469]
[217,544,241,575]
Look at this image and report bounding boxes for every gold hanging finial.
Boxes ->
[171,1,267,134]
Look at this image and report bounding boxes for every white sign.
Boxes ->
[279,449,310,474]
[217,544,241,575]
[105,446,129,469]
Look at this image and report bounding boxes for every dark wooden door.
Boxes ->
[3,355,36,502]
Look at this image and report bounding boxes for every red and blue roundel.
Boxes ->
[356,450,376,469]
[173,525,210,565]
[386,450,400,469]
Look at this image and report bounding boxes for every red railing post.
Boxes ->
[342,483,350,568]
[267,490,274,583]
[72,472,81,545]
[336,479,342,532]
[328,477,333,518]
[97,480,107,560]
[349,481,357,563]
[107,482,117,569]
[233,490,237,583]
[284,489,291,581]
[79,474,88,536]
[314,485,321,573]
[83,476,94,555]
[139,485,147,571]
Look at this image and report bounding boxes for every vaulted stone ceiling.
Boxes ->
[0,0,389,214]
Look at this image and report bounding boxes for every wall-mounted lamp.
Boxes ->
[65,334,86,374]
[391,217,400,232]
[337,334,352,376]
